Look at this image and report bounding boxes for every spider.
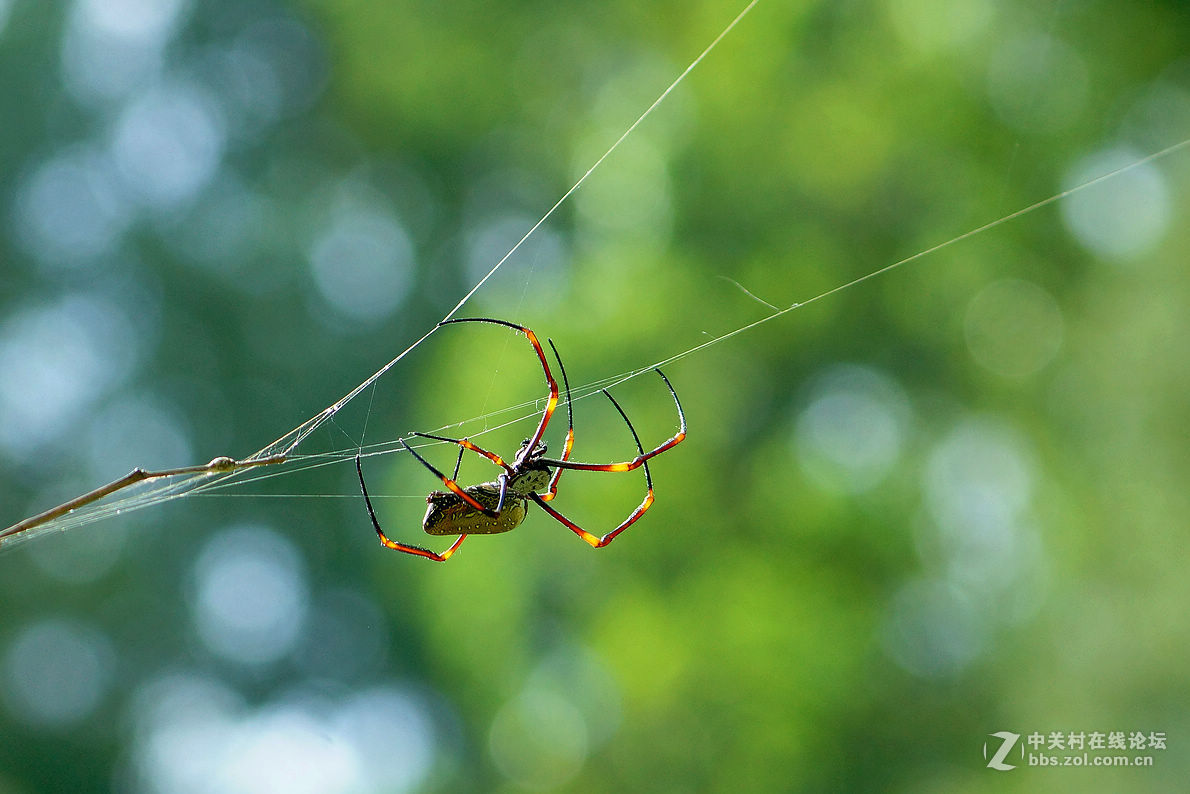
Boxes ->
[355,317,686,561]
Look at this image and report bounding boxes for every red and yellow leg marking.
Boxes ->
[541,338,574,502]
[356,455,465,562]
[410,432,511,472]
[531,490,654,548]
[531,381,661,548]
[378,530,466,561]
[520,324,559,459]
[540,425,573,502]
[439,318,559,465]
[401,439,497,516]
[539,368,686,474]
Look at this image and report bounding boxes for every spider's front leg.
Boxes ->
[439,318,561,459]
[538,338,574,502]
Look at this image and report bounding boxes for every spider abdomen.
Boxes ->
[423,483,527,536]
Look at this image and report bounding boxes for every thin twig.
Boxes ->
[0,454,287,545]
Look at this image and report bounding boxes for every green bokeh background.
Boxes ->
[2,0,1188,791]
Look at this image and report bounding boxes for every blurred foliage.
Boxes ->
[1,0,1189,791]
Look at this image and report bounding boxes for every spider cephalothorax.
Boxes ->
[356,317,685,561]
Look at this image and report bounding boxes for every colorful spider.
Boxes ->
[355,317,686,561]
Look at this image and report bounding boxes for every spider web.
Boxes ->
[3,1,1188,550]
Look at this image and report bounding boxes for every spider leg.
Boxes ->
[410,432,515,513]
[409,431,513,474]
[439,318,559,465]
[539,338,575,502]
[531,494,651,548]
[529,387,655,548]
[538,368,686,473]
[494,472,510,514]
[450,445,464,480]
[401,438,499,517]
[356,455,465,562]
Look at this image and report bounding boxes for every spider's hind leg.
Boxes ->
[355,454,465,562]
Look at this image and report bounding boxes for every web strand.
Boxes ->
[626,135,1190,381]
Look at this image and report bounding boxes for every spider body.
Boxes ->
[422,441,549,535]
[356,317,685,562]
